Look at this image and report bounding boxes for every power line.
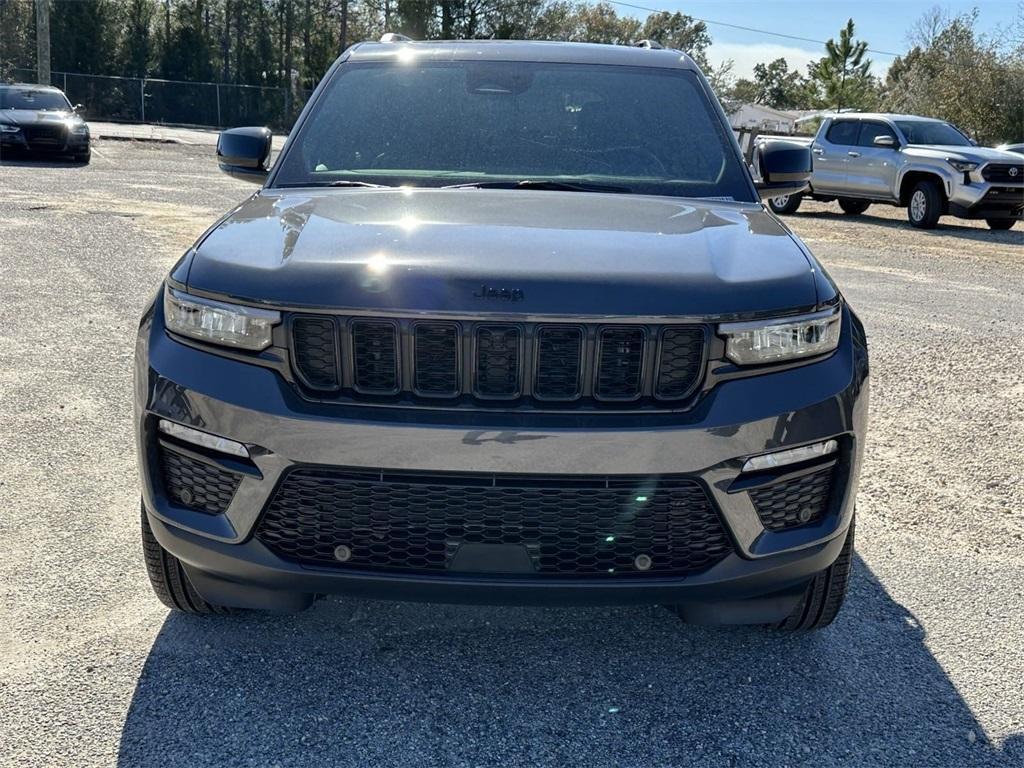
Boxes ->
[605,1,903,57]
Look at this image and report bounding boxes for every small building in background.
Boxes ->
[729,103,800,134]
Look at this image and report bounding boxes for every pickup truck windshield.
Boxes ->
[894,119,971,147]
[0,88,70,111]
[273,61,753,200]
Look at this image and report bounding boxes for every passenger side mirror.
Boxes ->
[217,126,272,184]
[753,140,812,200]
[873,135,897,148]
[72,103,85,113]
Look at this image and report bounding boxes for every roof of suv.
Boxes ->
[2,83,64,92]
[829,112,946,122]
[347,39,698,69]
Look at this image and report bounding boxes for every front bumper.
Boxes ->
[0,129,89,154]
[949,180,1024,219]
[135,299,869,618]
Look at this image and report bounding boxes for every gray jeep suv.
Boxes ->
[135,39,868,630]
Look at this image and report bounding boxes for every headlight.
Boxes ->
[0,124,20,133]
[164,287,280,350]
[947,159,978,173]
[719,306,841,365]
[71,124,89,134]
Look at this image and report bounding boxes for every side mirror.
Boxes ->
[754,140,812,200]
[217,126,272,184]
[72,103,85,113]
[873,135,897,148]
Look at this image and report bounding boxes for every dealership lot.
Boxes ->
[0,141,1021,767]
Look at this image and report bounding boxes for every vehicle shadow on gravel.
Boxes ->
[117,556,1021,768]
[788,209,1021,244]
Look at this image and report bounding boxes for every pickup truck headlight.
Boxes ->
[719,307,841,365]
[947,159,978,173]
[164,287,280,350]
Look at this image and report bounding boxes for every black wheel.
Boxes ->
[907,180,943,229]
[838,198,871,215]
[73,150,91,163]
[986,218,1017,231]
[775,518,855,632]
[141,504,237,615]
[767,194,802,215]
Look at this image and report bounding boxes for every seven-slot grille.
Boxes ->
[982,163,1024,183]
[289,316,706,408]
[255,468,733,577]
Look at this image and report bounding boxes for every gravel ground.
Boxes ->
[1,141,1022,767]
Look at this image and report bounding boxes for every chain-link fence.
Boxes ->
[3,68,311,131]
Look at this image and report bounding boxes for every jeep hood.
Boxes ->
[186,189,821,317]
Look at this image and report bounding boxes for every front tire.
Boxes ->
[141,505,237,615]
[907,180,943,229]
[768,194,802,215]
[986,218,1017,231]
[775,518,855,632]
[838,198,871,215]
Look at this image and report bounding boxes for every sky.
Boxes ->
[607,0,1015,78]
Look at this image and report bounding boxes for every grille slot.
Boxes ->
[352,320,399,394]
[750,467,834,531]
[475,325,522,398]
[256,468,733,577]
[596,327,645,400]
[982,163,1024,183]
[159,445,241,514]
[656,327,705,399]
[414,322,460,397]
[291,317,339,390]
[534,327,584,400]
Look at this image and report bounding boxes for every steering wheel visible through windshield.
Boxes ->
[273,60,753,201]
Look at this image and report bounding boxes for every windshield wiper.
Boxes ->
[281,180,391,188]
[442,179,631,194]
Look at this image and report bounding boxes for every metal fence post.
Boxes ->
[216,83,222,128]
[140,78,145,122]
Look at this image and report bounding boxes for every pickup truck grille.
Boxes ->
[982,163,1024,183]
[289,315,707,409]
[255,467,733,577]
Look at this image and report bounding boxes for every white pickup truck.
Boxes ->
[765,113,1023,231]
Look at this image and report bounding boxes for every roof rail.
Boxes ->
[635,39,664,49]
[379,32,414,43]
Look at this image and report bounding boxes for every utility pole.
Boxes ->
[36,0,51,85]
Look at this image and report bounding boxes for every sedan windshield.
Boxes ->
[0,88,71,111]
[273,60,753,201]
[894,119,972,146]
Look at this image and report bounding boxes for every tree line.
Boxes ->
[1,1,1021,142]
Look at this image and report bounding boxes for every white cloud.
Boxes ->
[707,41,820,79]
[708,41,892,80]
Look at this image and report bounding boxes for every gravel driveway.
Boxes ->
[1,141,1021,767]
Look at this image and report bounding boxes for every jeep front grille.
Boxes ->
[289,315,707,409]
[255,467,733,577]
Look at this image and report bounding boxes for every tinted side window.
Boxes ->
[858,122,897,147]
[826,121,859,146]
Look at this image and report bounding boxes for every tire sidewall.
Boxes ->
[908,181,941,228]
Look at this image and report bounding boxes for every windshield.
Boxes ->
[0,88,71,111]
[894,119,972,146]
[273,61,753,200]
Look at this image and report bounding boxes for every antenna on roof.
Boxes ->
[380,32,414,43]
[635,39,664,49]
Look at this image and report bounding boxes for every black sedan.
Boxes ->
[0,83,90,163]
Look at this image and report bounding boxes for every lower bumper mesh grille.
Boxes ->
[159,445,241,514]
[256,468,733,577]
[750,467,834,531]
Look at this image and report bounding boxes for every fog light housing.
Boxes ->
[742,439,838,473]
[158,419,249,458]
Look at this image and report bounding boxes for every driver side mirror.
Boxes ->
[217,126,272,184]
[72,103,85,113]
[873,135,897,148]
[754,140,812,200]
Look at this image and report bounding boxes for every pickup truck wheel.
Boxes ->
[838,198,870,215]
[775,518,855,632]
[768,194,801,215]
[907,180,942,229]
[141,504,238,615]
[986,218,1017,231]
